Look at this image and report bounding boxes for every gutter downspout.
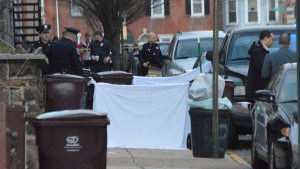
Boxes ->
[56,0,60,38]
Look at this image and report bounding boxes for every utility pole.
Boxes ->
[212,0,219,158]
[296,0,300,166]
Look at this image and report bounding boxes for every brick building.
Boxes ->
[42,0,222,44]
[42,0,94,43]
[127,0,223,43]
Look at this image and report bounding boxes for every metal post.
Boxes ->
[198,37,202,73]
[296,0,300,167]
[212,0,219,158]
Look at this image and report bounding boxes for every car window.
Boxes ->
[267,66,284,94]
[227,31,296,65]
[278,69,297,103]
[175,38,224,59]
[159,43,170,55]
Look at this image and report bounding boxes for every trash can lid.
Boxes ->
[36,109,107,119]
[97,71,132,76]
[46,73,85,79]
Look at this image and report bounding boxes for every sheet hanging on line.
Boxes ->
[93,82,191,150]
[133,62,212,85]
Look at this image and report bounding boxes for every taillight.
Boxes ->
[281,128,290,137]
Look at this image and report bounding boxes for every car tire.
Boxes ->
[251,131,267,169]
[268,140,277,169]
[227,117,238,149]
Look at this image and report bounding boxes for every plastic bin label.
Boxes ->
[64,136,83,152]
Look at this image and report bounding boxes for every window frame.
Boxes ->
[267,0,279,24]
[191,0,205,17]
[70,0,83,17]
[225,0,238,25]
[151,0,165,19]
[244,0,261,24]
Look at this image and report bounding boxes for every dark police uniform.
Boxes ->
[138,42,163,76]
[45,27,83,76]
[30,24,53,54]
[90,39,113,72]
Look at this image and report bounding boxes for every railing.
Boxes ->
[0,29,30,50]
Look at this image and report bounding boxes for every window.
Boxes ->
[245,0,261,24]
[225,0,238,25]
[267,0,278,23]
[71,0,83,17]
[191,0,204,17]
[151,0,164,18]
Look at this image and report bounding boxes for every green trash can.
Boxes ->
[189,108,230,158]
[34,109,110,169]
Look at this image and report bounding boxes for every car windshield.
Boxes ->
[278,69,297,103]
[227,31,296,65]
[159,43,170,55]
[175,38,224,59]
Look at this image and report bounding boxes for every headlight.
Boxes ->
[185,69,193,73]
[234,86,245,96]
[170,69,184,76]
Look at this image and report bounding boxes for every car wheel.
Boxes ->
[268,140,277,169]
[227,117,238,149]
[251,131,267,169]
[290,150,297,169]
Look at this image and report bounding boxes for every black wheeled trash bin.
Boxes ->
[44,74,88,112]
[189,108,230,158]
[33,109,110,169]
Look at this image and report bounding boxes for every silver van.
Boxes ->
[162,31,225,76]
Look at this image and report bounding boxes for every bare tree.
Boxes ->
[62,0,163,70]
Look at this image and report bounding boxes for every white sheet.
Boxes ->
[93,82,190,150]
[133,63,212,85]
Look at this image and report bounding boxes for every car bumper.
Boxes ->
[231,102,252,133]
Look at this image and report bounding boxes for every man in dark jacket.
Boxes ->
[30,24,53,54]
[139,32,163,76]
[262,33,296,80]
[246,30,274,102]
[90,30,113,72]
[45,27,83,76]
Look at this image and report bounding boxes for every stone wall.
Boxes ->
[0,53,48,117]
[0,90,7,169]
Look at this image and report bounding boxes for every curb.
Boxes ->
[227,152,252,169]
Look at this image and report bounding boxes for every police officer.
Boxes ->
[90,30,113,72]
[138,32,163,76]
[45,27,83,76]
[30,24,53,54]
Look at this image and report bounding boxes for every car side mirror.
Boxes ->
[162,55,172,61]
[293,111,298,121]
[254,90,275,102]
[206,50,213,61]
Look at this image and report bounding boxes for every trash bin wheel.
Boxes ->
[187,133,192,150]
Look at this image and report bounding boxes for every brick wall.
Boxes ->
[127,0,223,43]
[0,90,7,169]
[44,0,94,42]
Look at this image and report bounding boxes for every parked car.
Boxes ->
[251,63,297,169]
[162,31,226,76]
[201,25,296,149]
[290,111,299,169]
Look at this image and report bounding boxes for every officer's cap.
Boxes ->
[36,24,51,34]
[65,27,80,35]
[93,30,104,37]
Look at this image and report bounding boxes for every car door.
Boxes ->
[253,70,282,157]
[162,35,177,76]
[218,32,231,74]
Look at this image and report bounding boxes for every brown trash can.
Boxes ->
[44,74,88,112]
[85,71,133,109]
[33,109,110,169]
[223,79,235,102]
[91,71,133,84]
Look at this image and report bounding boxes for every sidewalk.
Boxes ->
[107,148,248,169]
